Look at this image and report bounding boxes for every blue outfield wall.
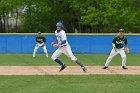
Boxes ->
[0,34,139,53]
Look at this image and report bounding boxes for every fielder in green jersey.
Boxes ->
[103,29,129,69]
[112,35,128,49]
[33,32,48,58]
[36,36,46,44]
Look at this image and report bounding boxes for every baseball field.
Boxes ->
[0,54,140,93]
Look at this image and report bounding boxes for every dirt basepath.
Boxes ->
[0,66,140,75]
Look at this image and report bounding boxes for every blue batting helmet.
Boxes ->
[56,22,63,27]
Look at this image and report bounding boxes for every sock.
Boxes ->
[75,60,84,67]
[54,59,64,66]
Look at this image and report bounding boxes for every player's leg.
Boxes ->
[119,49,127,69]
[42,46,48,58]
[51,48,66,72]
[33,46,39,57]
[51,48,63,65]
[63,45,87,72]
[103,48,118,68]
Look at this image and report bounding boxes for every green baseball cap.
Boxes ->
[119,29,124,32]
[38,32,41,34]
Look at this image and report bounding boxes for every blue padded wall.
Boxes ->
[0,35,139,53]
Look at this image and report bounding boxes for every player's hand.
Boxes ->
[51,42,55,46]
[125,48,130,53]
[36,43,38,47]
[42,44,45,47]
[52,44,58,47]
[58,41,61,46]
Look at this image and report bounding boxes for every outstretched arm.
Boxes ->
[125,44,130,53]
[112,43,117,52]
[51,39,57,45]
[125,44,128,48]
[51,39,58,47]
[124,38,129,53]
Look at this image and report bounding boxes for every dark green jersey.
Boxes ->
[36,36,46,43]
[112,36,128,49]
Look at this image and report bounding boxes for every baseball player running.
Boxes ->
[33,32,48,58]
[51,22,87,72]
[103,29,129,69]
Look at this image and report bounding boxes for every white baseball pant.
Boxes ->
[33,43,48,57]
[105,47,126,66]
[51,44,77,61]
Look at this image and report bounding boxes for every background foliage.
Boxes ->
[0,0,140,33]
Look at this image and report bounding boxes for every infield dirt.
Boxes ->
[0,66,139,75]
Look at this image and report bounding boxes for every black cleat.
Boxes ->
[122,66,128,69]
[82,67,87,72]
[102,66,108,69]
[59,64,66,72]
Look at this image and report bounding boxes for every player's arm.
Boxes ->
[51,39,57,46]
[52,39,65,47]
[44,37,46,43]
[112,43,117,52]
[125,45,129,53]
[112,37,117,52]
[112,43,115,48]
[56,40,66,47]
[125,44,128,48]
[112,37,116,47]
[36,37,37,42]
[41,37,46,47]
[58,32,67,46]
[125,38,129,53]
[36,37,38,46]
[125,38,128,47]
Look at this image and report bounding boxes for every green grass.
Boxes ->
[0,75,139,93]
[0,54,140,93]
[0,54,139,66]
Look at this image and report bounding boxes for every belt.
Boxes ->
[61,45,67,47]
[116,47,123,49]
[38,42,44,44]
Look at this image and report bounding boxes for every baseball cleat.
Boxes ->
[102,66,108,69]
[82,67,87,72]
[122,66,128,69]
[59,64,66,72]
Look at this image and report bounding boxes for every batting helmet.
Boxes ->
[56,22,63,27]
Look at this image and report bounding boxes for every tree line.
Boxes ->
[0,0,140,33]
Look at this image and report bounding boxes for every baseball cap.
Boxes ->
[119,29,124,32]
[38,31,41,34]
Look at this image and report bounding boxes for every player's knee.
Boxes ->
[34,48,38,52]
[71,57,77,62]
[122,55,126,59]
[43,48,47,51]
[34,49,37,52]
[108,57,112,61]
[44,50,47,53]
[51,55,56,61]
[108,56,113,60]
